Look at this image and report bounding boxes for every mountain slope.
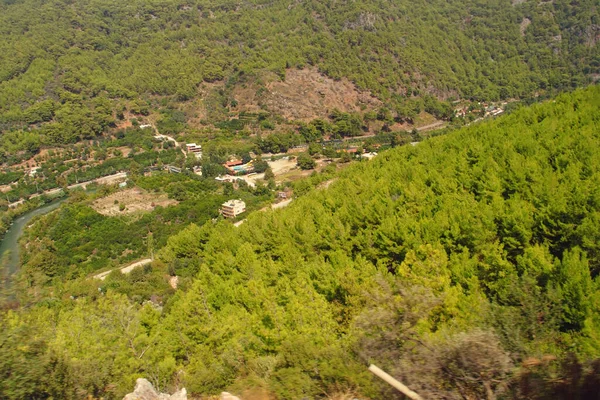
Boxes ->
[0,0,598,138]
[152,86,600,398]
[2,86,599,399]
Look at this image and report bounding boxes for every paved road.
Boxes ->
[9,172,128,207]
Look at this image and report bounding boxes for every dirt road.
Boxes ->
[93,258,153,280]
[271,199,293,209]
[151,124,188,158]
[416,121,446,132]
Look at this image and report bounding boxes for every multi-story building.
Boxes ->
[220,199,246,218]
[186,143,202,153]
[185,143,203,159]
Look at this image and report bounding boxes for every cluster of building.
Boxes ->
[454,102,506,119]
[486,106,505,117]
[165,165,182,174]
[215,175,246,184]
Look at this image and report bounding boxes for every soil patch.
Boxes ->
[268,157,297,175]
[187,67,382,127]
[92,188,177,216]
[237,67,382,121]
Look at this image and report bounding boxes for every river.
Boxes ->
[0,198,67,295]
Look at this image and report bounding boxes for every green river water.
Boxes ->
[0,198,67,295]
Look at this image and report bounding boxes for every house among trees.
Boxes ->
[224,159,255,175]
[278,188,293,199]
[165,165,181,173]
[185,143,203,159]
[220,199,246,218]
[341,147,359,154]
[224,159,243,168]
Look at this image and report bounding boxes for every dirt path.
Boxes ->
[317,179,337,190]
[271,198,293,209]
[62,172,128,192]
[93,258,153,280]
[151,124,187,159]
[416,121,446,132]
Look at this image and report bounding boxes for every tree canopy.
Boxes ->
[1,86,599,399]
[0,0,598,147]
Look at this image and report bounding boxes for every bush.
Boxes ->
[296,153,316,170]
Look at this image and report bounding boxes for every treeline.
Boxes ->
[1,87,599,399]
[0,0,597,148]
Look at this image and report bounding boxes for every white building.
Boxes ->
[186,143,202,153]
[221,199,246,218]
[186,143,202,159]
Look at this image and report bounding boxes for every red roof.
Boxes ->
[224,160,243,167]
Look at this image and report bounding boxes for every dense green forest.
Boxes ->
[1,87,599,399]
[15,168,278,291]
[0,0,598,153]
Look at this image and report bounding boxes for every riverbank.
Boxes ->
[0,192,66,242]
[0,197,68,298]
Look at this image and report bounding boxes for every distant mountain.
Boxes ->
[0,0,597,140]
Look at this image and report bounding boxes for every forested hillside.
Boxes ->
[1,87,599,399]
[0,0,598,149]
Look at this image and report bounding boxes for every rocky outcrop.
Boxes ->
[123,378,187,400]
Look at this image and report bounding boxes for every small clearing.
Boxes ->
[189,67,382,125]
[112,146,132,158]
[235,158,298,187]
[92,188,177,216]
[260,67,382,121]
[268,157,297,175]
